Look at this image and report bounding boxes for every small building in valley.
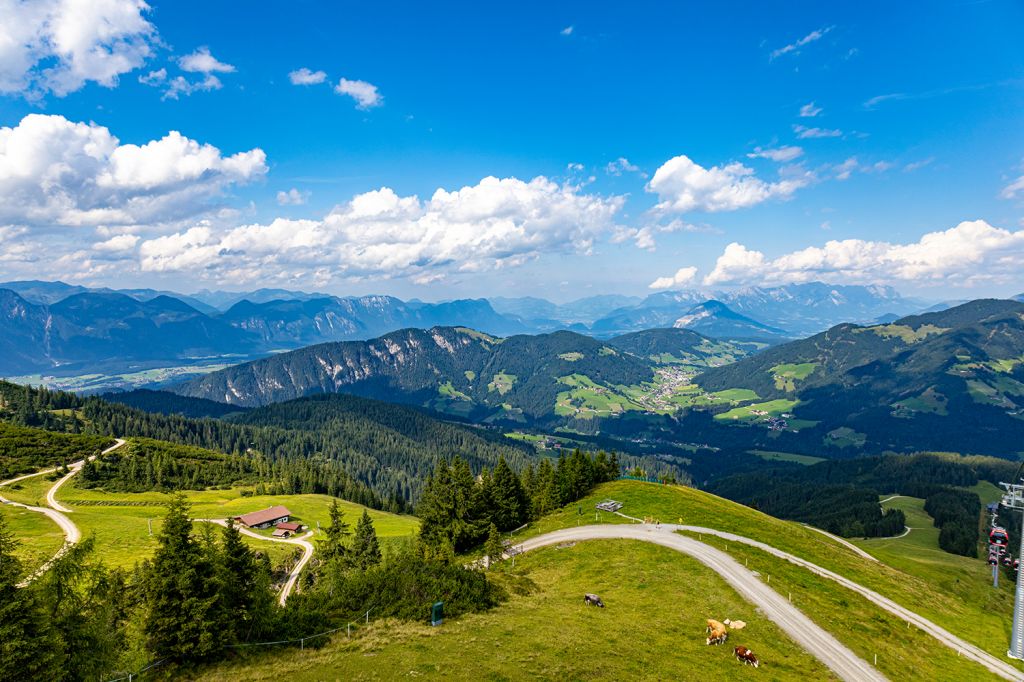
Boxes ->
[272,521,302,538]
[235,505,291,530]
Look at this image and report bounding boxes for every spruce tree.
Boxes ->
[351,510,382,570]
[319,499,351,564]
[484,523,503,568]
[144,494,221,661]
[217,518,267,642]
[489,457,527,531]
[0,511,62,681]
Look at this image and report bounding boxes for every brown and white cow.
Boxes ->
[734,646,760,667]
[584,593,605,607]
[706,619,728,645]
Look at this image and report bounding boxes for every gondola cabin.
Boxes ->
[990,526,1010,546]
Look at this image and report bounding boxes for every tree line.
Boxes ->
[417,449,619,553]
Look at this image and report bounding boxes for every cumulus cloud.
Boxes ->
[178,47,234,73]
[136,176,624,283]
[701,220,1024,287]
[793,124,842,139]
[277,188,309,205]
[0,0,157,96]
[799,102,822,117]
[335,78,382,109]
[0,114,266,229]
[647,155,809,214]
[770,26,833,60]
[561,26,574,36]
[747,145,803,163]
[289,67,326,85]
[649,266,698,290]
[93,233,140,252]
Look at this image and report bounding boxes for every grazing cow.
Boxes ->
[584,593,605,607]
[734,646,760,667]
[706,619,728,645]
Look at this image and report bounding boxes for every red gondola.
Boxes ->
[991,526,1010,546]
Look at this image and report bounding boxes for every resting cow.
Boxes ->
[734,646,760,667]
[584,593,605,607]
[706,619,728,645]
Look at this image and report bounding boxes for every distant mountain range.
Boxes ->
[171,299,1024,457]
[0,283,527,375]
[170,327,750,418]
[696,299,1024,455]
[671,300,788,341]
[590,282,924,337]
[0,279,1011,379]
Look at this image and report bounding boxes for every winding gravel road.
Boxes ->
[517,524,887,682]
[200,518,314,605]
[0,438,126,585]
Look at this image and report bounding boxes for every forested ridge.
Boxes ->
[708,452,1005,552]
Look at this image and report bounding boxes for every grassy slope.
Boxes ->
[195,480,1011,681]
[1,504,65,576]
[53,482,419,570]
[521,481,1015,678]
[191,540,832,681]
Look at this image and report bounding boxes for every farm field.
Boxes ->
[190,540,831,681]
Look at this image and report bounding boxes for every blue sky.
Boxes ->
[0,0,1023,301]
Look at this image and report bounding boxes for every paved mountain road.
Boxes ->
[516,524,887,682]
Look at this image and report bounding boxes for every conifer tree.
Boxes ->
[484,523,503,568]
[351,510,382,570]
[0,511,62,681]
[489,457,527,531]
[319,499,351,564]
[144,494,221,661]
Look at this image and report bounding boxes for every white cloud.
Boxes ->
[903,158,934,173]
[0,0,157,96]
[799,102,822,117]
[701,220,1024,287]
[793,124,842,139]
[178,47,234,73]
[561,26,574,36]
[138,67,166,85]
[0,114,266,229]
[1002,175,1024,200]
[161,74,222,100]
[604,157,641,176]
[832,157,893,180]
[289,67,326,85]
[136,176,624,283]
[647,155,809,213]
[335,77,382,109]
[747,145,803,163]
[770,26,834,60]
[277,188,309,205]
[93,233,139,252]
[649,266,698,290]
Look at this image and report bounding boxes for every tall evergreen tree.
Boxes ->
[144,494,221,661]
[351,510,382,570]
[483,523,503,568]
[319,499,351,564]
[217,518,272,642]
[488,457,527,531]
[0,511,62,681]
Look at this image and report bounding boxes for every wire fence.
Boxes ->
[104,610,378,681]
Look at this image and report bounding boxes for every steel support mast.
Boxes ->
[1001,479,1024,659]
